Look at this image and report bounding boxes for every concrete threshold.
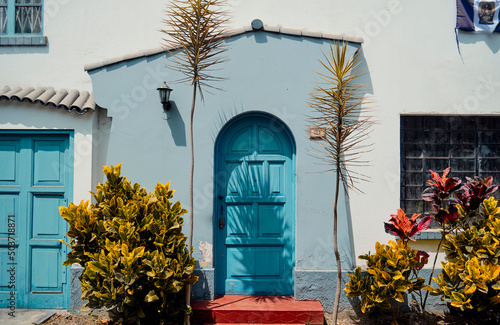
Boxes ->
[0,309,64,325]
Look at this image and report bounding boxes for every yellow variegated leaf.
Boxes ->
[477,282,488,293]
[491,293,500,304]
[381,270,391,281]
[395,292,404,303]
[393,271,403,281]
[144,290,159,302]
[464,283,476,295]
[451,291,466,302]
[395,284,409,292]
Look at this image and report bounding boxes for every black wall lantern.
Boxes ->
[157,82,173,111]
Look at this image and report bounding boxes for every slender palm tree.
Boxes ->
[308,42,373,325]
[162,1,228,324]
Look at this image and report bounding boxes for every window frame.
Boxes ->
[0,1,6,34]
[0,0,46,46]
[400,115,500,239]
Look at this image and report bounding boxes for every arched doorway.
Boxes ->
[214,112,295,295]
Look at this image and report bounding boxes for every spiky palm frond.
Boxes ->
[162,0,229,97]
[162,2,229,324]
[308,41,374,325]
[308,42,374,193]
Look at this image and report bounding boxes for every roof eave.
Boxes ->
[84,24,363,72]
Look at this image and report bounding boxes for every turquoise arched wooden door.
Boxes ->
[215,113,295,295]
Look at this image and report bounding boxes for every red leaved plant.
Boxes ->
[384,208,431,243]
[415,250,430,271]
[454,176,498,214]
[422,167,461,211]
[420,169,498,311]
[434,205,459,224]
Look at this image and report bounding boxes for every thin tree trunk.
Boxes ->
[422,232,444,311]
[332,167,342,325]
[185,85,197,325]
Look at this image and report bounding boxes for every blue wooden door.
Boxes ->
[0,133,72,309]
[215,114,295,295]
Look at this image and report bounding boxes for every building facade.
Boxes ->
[0,0,499,311]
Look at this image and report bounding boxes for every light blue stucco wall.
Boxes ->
[87,31,365,308]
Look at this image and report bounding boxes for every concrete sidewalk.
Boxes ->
[0,309,62,325]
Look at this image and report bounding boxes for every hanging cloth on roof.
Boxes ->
[457,0,500,33]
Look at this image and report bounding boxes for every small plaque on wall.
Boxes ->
[309,126,326,140]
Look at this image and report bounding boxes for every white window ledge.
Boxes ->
[0,36,47,46]
[416,230,442,240]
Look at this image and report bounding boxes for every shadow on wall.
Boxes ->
[92,107,112,187]
[355,48,374,96]
[0,41,50,55]
[166,101,187,147]
[458,31,500,54]
[192,269,214,300]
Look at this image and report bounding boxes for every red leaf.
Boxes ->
[416,216,431,232]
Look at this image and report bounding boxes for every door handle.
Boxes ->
[219,218,225,229]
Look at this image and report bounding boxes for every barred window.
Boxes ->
[15,0,42,34]
[0,0,7,34]
[400,116,500,227]
[0,0,45,46]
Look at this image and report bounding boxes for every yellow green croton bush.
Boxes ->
[61,164,197,325]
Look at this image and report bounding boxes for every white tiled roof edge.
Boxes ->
[0,85,95,114]
[84,24,363,72]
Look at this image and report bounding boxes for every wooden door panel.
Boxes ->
[226,204,252,237]
[30,248,62,292]
[247,162,264,197]
[228,126,252,154]
[33,140,66,186]
[0,140,20,185]
[258,204,283,238]
[258,126,283,153]
[227,247,282,278]
[226,161,246,198]
[31,194,65,239]
[268,162,285,196]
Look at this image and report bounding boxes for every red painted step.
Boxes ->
[192,295,324,325]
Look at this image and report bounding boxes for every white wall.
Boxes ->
[229,0,500,265]
[0,103,96,202]
[0,0,166,90]
[1,0,500,266]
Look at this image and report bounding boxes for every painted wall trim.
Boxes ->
[84,23,363,72]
